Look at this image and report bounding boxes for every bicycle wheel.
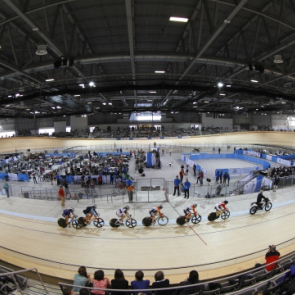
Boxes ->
[191,214,202,224]
[125,218,137,228]
[176,216,186,226]
[109,218,120,228]
[250,207,257,215]
[158,215,169,226]
[93,218,105,228]
[72,220,82,229]
[221,210,230,220]
[142,217,152,227]
[265,202,272,211]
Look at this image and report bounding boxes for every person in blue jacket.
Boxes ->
[173,175,181,196]
[184,179,191,199]
[215,171,220,184]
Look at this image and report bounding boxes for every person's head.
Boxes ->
[193,204,197,208]
[78,266,87,278]
[188,270,199,283]
[93,204,97,209]
[124,205,130,211]
[154,271,164,281]
[94,270,104,281]
[114,269,125,280]
[60,185,63,188]
[135,270,144,281]
[79,288,90,295]
[159,205,163,209]
[186,179,188,182]
[63,287,74,295]
[224,200,228,205]
[176,175,178,178]
[269,245,276,252]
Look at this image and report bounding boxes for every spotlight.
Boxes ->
[217,82,224,88]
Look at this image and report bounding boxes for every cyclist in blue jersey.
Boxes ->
[83,205,98,224]
[62,208,75,227]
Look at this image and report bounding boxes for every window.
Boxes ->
[39,128,54,135]
[130,111,161,122]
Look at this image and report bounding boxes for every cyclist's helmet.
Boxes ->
[70,207,74,212]
[93,204,97,209]
[193,204,198,208]
[124,205,130,210]
[224,200,228,204]
[159,205,163,209]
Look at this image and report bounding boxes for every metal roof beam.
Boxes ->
[125,0,137,107]
[161,0,249,105]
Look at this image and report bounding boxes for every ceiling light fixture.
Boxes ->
[45,78,54,82]
[26,109,30,111]
[274,54,283,64]
[217,82,224,88]
[79,83,85,88]
[89,81,95,87]
[74,95,80,97]
[219,93,226,96]
[8,95,12,98]
[149,90,157,93]
[169,16,188,22]
[35,45,47,55]
[108,102,112,105]
[155,70,165,73]
[226,85,232,87]
[251,79,259,83]
[102,102,106,105]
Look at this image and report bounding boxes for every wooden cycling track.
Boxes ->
[0,133,295,283]
[0,194,295,284]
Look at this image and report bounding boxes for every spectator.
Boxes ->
[131,270,150,295]
[50,172,53,185]
[219,171,223,183]
[32,170,37,184]
[213,147,215,153]
[179,169,184,182]
[265,245,280,272]
[215,171,220,184]
[111,269,129,295]
[3,180,9,198]
[151,271,170,295]
[218,147,221,154]
[173,176,181,196]
[58,185,65,207]
[199,170,204,186]
[126,177,134,203]
[223,172,228,187]
[227,173,231,186]
[185,165,189,175]
[91,269,110,295]
[73,266,91,292]
[183,179,191,199]
[80,288,90,295]
[63,287,75,295]
[178,270,201,295]
[193,164,196,176]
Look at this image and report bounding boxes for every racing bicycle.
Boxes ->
[142,214,169,227]
[177,213,202,226]
[109,214,137,228]
[58,215,82,229]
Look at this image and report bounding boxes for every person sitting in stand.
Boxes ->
[149,205,163,225]
[265,245,280,272]
[62,208,75,227]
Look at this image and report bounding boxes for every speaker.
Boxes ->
[206,178,211,182]
[254,62,264,73]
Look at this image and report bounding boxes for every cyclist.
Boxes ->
[62,208,75,227]
[215,200,228,217]
[149,205,163,225]
[183,204,198,222]
[116,205,130,225]
[256,190,268,210]
[83,205,98,224]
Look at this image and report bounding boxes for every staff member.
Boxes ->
[126,177,134,203]
[184,179,191,199]
[173,175,181,196]
[58,185,65,207]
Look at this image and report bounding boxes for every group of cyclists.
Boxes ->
[61,190,269,227]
